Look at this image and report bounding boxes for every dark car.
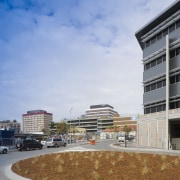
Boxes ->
[16,139,43,151]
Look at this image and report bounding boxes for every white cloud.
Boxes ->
[0,0,175,122]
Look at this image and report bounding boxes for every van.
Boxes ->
[46,137,67,148]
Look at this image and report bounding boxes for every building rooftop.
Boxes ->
[90,104,114,109]
[135,0,180,49]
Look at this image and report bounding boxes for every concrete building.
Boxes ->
[85,104,118,118]
[113,115,137,133]
[22,110,52,134]
[135,0,180,149]
[0,120,20,133]
[67,104,118,134]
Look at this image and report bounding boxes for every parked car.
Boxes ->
[118,135,125,142]
[40,140,46,146]
[127,135,134,141]
[0,146,9,154]
[16,139,43,151]
[46,137,67,148]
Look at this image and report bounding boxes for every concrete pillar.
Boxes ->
[165,35,170,150]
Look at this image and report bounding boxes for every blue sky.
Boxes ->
[0,0,175,122]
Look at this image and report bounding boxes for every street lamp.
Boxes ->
[70,108,73,144]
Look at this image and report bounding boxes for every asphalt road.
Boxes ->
[0,140,116,180]
[2,139,180,180]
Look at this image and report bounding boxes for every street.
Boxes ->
[0,140,117,180]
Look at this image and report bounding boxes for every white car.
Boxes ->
[46,137,67,148]
[0,146,9,154]
[118,135,125,142]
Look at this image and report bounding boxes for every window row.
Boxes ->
[170,47,180,59]
[170,74,180,84]
[170,101,180,109]
[144,101,180,114]
[144,47,180,71]
[144,104,166,114]
[144,74,180,93]
[144,80,166,93]
[144,55,166,71]
[144,19,180,48]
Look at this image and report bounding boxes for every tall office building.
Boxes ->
[22,110,52,134]
[135,0,180,149]
[85,104,118,118]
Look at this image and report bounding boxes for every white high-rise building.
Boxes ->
[22,110,52,134]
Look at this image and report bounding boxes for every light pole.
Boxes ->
[70,108,73,144]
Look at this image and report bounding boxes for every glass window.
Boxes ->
[157,81,162,89]
[163,80,166,86]
[169,23,175,33]
[145,40,150,47]
[145,108,150,114]
[151,83,156,91]
[176,74,180,82]
[176,47,180,56]
[151,60,156,67]
[162,104,166,111]
[157,32,162,40]
[151,106,156,113]
[145,63,150,70]
[170,102,175,109]
[170,50,175,59]
[157,105,162,112]
[163,28,168,36]
[162,55,166,62]
[144,87,146,92]
[151,36,156,44]
[170,76,176,84]
[176,101,180,108]
[176,19,180,29]
[157,57,162,65]
[145,85,150,92]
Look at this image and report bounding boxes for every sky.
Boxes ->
[0,0,176,123]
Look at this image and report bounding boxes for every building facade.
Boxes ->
[113,115,137,133]
[22,110,53,134]
[0,120,20,133]
[135,0,180,149]
[85,104,118,118]
[68,104,118,134]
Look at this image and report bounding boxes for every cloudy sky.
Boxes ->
[0,0,176,122]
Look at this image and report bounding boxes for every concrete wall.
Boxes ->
[137,111,166,149]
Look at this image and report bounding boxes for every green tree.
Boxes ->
[49,121,57,135]
[123,125,132,147]
[42,128,46,134]
[56,122,68,134]
[123,125,132,134]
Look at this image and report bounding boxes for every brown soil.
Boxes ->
[12,151,180,180]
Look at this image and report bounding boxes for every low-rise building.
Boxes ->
[113,115,137,133]
[0,120,20,133]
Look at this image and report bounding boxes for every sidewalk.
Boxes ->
[111,142,180,156]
